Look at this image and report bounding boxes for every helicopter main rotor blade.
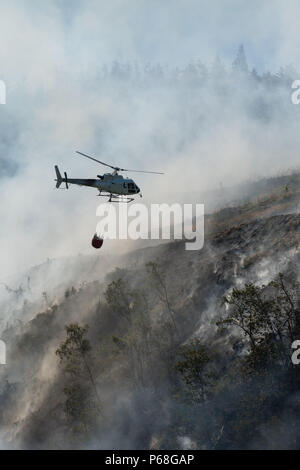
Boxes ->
[76,151,164,174]
[76,151,117,170]
[121,169,164,174]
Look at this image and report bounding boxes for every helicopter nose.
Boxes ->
[136,186,140,193]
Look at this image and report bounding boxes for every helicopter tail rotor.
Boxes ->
[54,166,69,189]
[64,172,69,189]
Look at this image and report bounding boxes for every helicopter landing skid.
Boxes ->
[97,193,134,203]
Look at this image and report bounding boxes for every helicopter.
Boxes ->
[55,151,164,202]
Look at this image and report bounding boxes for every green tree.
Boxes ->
[217,273,300,367]
[56,324,101,436]
[105,278,152,387]
[232,44,248,74]
[146,261,179,338]
[175,339,211,403]
[218,283,269,350]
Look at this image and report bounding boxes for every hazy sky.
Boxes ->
[0,0,299,81]
[0,0,300,279]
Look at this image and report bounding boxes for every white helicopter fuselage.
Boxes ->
[55,166,140,197]
[97,174,140,195]
[54,151,163,202]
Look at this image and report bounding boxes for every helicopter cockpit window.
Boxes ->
[128,182,135,193]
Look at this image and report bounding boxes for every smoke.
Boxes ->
[0,2,300,448]
[0,1,299,281]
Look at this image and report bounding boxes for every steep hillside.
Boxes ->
[0,173,299,449]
